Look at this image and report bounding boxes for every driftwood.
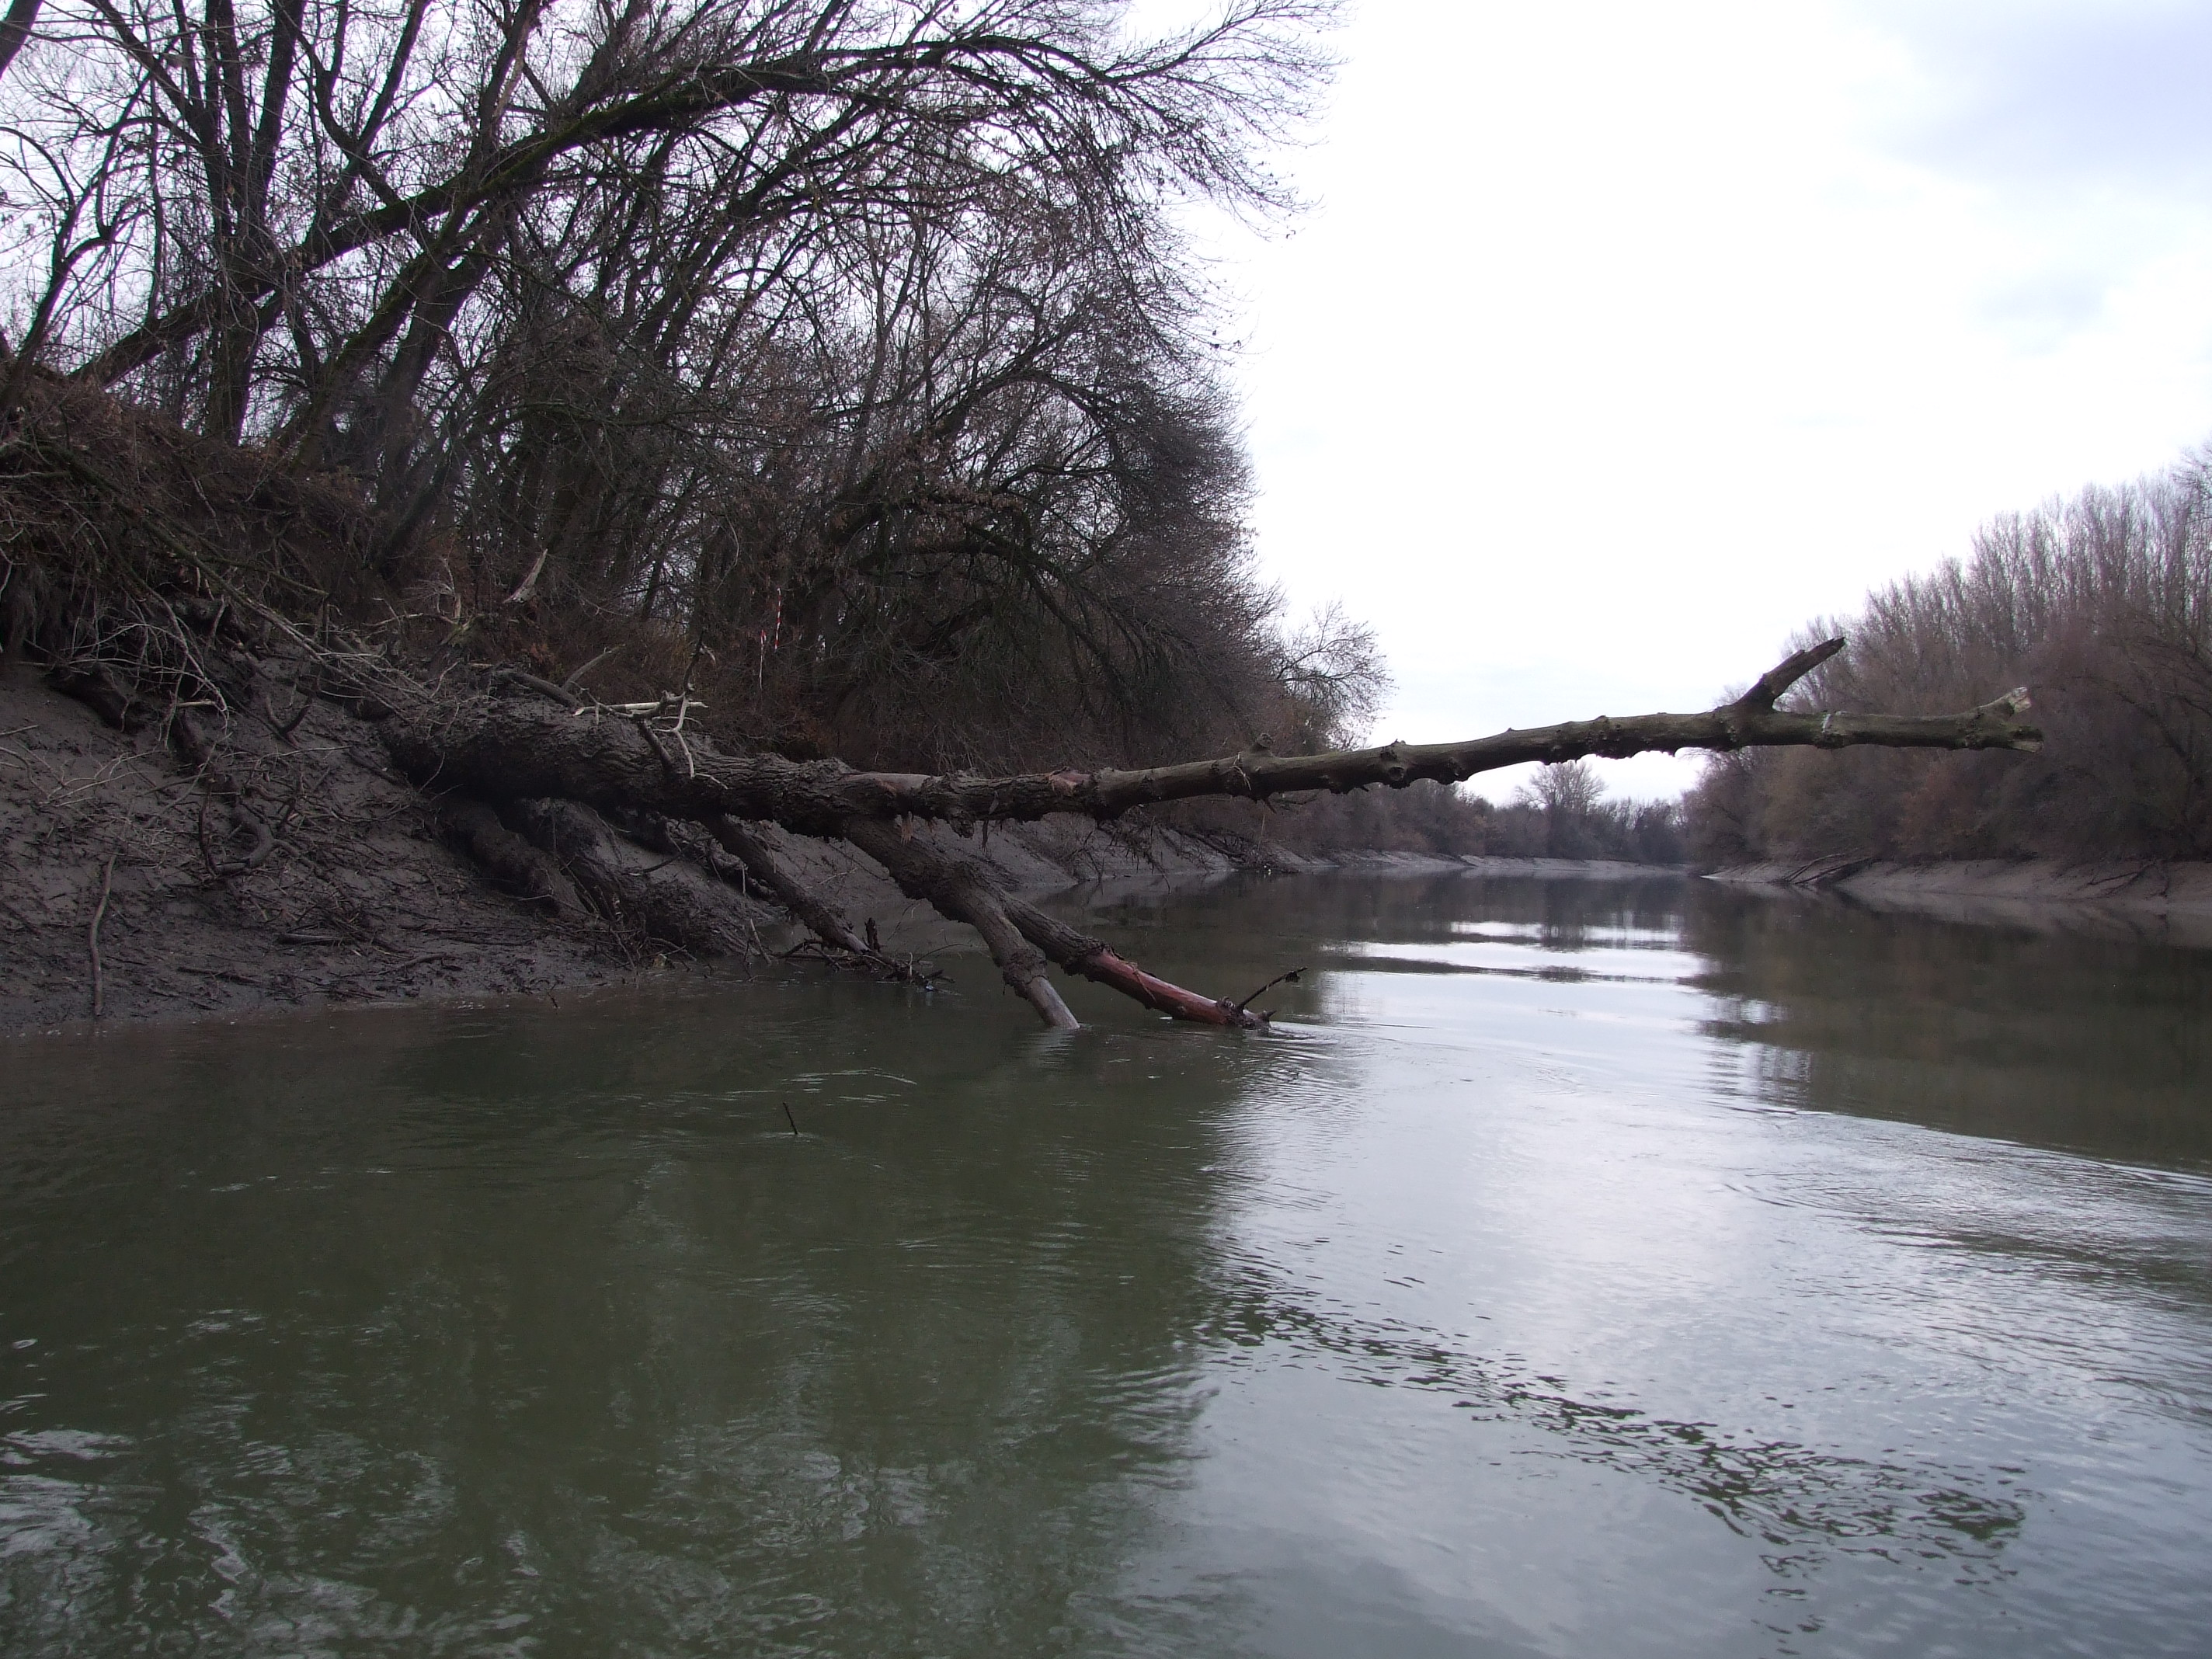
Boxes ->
[350,635,2037,1031]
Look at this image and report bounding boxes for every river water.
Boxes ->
[4,874,2209,1657]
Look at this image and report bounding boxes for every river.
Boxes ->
[3,873,2208,1657]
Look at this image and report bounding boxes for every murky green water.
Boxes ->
[5,875,2210,1657]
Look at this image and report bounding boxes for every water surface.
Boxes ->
[4,875,2209,1656]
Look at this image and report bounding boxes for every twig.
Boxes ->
[174,965,264,986]
[88,853,114,1019]
[1234,966,1304,1014]
[270,671,318,739]
[560,644,621,694]
[631,712,679,777]
[782,1101,799,1136]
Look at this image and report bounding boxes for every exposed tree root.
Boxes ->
[706,815,871,957]
[439,798,586,918]
[502,797,760,962]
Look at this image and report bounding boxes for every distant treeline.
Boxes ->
[1686,451,2212,864]
[1239,761,1687,865]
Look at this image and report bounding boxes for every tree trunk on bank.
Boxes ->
[332,635,2036,1030]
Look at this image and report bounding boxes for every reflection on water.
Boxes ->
[1686,889,2212,1168]
[1198,1261,2026,1584]
[2,874,2209,1657]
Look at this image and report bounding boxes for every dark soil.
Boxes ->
[0,665,1273,1038]
[0,663,638,1034]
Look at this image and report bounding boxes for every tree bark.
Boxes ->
[501,797,761,960]
[359,637,2039,1030]
[841,821,1264,1028]
[843,819,1079,1029]
[707,816,873,957]
[372,640,2037,843]
[0,0,39,87]
[440,798,584,917]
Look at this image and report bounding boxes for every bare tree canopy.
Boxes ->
[5,2,1341,770]
[1689,452,2212,866]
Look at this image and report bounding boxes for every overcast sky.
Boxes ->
[1191,0,2212,797]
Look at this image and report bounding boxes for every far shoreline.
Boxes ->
[23,845,2210,1045]
[1706,857,2212,948]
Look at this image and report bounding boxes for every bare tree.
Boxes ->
[1687,454,2212,864]
[1272,600,1389,751]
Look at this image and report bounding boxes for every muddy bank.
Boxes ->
[1708,856,2212,948]
[0,666,1682,1038]
[0,664,1216,1038]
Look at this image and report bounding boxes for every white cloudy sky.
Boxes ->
[1182,0,2212,798]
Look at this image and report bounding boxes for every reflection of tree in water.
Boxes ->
[1084,873,1695,1019]
[1682,884,2212,1167]
[1195,1263,2026,1584]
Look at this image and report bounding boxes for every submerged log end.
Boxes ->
[1010,961,1081,1029]
[1073,948,1263,1029]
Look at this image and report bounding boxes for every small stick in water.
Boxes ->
[1233,966,1303,1015]
[783,1101,799,1136]
[88,854,115,1020]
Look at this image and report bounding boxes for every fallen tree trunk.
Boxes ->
[370,639,2034,840]
[350,635,2038,1030]
[40,590,2041,1031]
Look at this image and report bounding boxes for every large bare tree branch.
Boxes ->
[840,816,1267,1029]
[73,51,843,386]
[377,638,2040,839]
[355,638,2038,1033]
